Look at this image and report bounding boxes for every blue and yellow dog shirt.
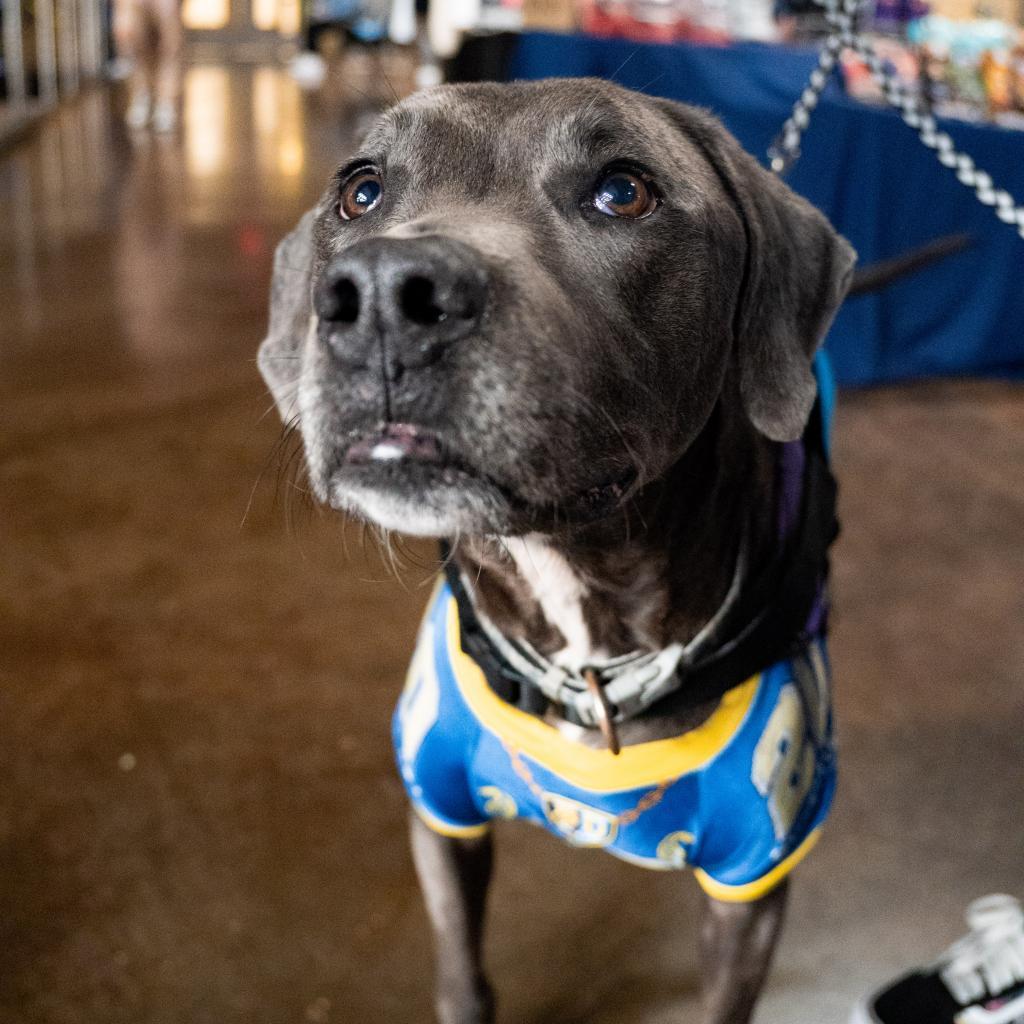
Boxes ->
[393,354,838,903]
[393,585,834,902]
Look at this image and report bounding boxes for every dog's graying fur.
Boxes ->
[260,78,856,1024]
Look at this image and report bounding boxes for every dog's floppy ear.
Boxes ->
[658,102,857,441]
[258,210,316,422]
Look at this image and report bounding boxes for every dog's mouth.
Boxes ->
[327,422,637,532]
[343,423,464,471]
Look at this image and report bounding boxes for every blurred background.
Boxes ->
[0,0,1022,1019]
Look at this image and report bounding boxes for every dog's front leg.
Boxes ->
[409,812,495,1024]
[698,879,789,1024]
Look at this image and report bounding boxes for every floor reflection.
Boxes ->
[0,60,386,265]
[184,65,233,182]
[0,62,380,390]
[252,65,306,191]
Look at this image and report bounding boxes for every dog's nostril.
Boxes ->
[331,279,361,324]
[319,277,361,323]
[400,276,447,327]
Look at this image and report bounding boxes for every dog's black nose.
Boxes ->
[315,236,487,378]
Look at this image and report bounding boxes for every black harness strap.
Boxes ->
[441,403,838,721]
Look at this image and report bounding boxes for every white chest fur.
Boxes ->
[504,535,607,671]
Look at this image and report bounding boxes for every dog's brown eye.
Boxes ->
[593,171,658,219]
[339,169,383,221]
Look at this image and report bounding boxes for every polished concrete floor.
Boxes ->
[1,63,1021,1024]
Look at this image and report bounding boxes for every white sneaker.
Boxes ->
[108,57,135,81]
[414,63,443,89]
[151,101,178,133]
[125,93,151,130]
[853,895,1024,1024]
[289,51,327,90]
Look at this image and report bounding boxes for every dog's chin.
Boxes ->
[327,465,639,539]
[327,466,517,538]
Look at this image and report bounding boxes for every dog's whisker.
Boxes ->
[335,76,388,111]
[577,48,641,122]
[374,523,410,590]
[630,495,649,536]
[472,543,486,589]
[400,537,440,579]
[279,432,307,540]
[339,515,353,562]
[391,533,418,570]
[272,414,310,541]
[258,381,300,425]
[378,65,402,106]
[634,72,666,96]
[388,537,408,586]
[438,535,462,578]
[559,380,649,494]
[241,409,302,529]
[608,46,641,85]
[262,433,299,529]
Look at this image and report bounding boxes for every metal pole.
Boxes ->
[58,0,82,94]
[78,0,95,78]
[96,0,110,73]
[79,0,105,78]
[36,0,61,104]
[3,0,27,109]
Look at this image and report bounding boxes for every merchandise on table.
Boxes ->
[908,14,1024,125]
[832,15,1024,127]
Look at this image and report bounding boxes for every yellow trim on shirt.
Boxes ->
[693,827,822,903]
[412,801,491,840]
[444,595,760,794]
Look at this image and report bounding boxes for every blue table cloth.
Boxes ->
[507,32,1024,386]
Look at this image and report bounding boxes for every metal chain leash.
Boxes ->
[769,19,850,172]
[768,0,1024,239]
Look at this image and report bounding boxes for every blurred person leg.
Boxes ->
[113,0,153,127]
[415,0,442,89]
[151,0,183,131]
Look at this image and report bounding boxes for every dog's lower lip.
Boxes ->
[344,423,446,466]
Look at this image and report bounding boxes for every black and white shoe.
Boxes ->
[854,895,1024,1024]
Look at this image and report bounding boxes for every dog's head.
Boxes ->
[259,79,855,538]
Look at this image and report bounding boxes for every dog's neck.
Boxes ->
[453,400,779,673]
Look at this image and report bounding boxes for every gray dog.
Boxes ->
[259,78,856,1024]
